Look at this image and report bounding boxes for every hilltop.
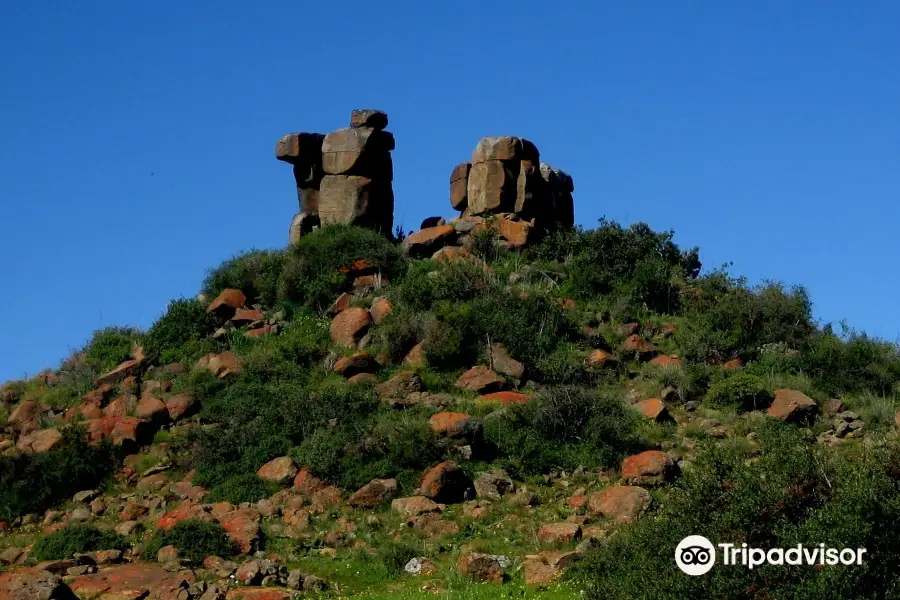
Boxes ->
[2,111,900,600]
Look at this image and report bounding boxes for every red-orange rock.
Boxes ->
[347,478,398,508]
[633,398,671,423]
[246,324,273,338]
[8,400,40,433]
[156,501,210,530]
[586,349,617,367]
[164,393,197,422]
[347,373,379,385]
[428,412,472,436]
[293,468,326,495]
[537,523,582,544]
[333,352,378,377]
[495,215,532,249]
[94,359,142,388]
[327,292,353,317]
[724,358,744,369]
[391,496,441,516]
[403,225,456,258]
[587,486,652,523]
[197,352,242,378]
[456,366,505,394]
[207,288,246,318]
[330,307,372,346]
[402,342,426,367]
[218,507,261,554]
[86,416,149,450]
[369,297,393,325]
[523,551,582,585]
[767,389,818,423]
[257,456,298,485]
[650,355,682,368]
[621,451,678,486]
[69,563,188,600]
[479,391,534,405]
[432,246,472,263]
[136,394,169,423]
[419,461,472,503]
[622,335,660,359]
[15,428,62,455]
[231,308,264,325]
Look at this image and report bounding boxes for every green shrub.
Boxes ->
[31,524,126,561]
[0,426,118,522]
[799,328,900,396]
[144,299,217,365]
[706,373,772,411]
[291,409,441,490]
[84,327,143,373]
[577,422,900,600]
[469,227,501,260]
[279,225,405,311]
[144,519,236,564]
[392,259,488,313]
[483,387,646,477]
[676,273,814,363]
[202,249,286,307]
[205,474,281,504]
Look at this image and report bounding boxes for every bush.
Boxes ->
[577,422,900,600]
[84,327,143,373]
[706,373,772,411]
[205,474,281,505]
[392,259,488,313]
[538,219,700,314]
[144,519,236,564]
[279,225,406,311]
[202,249,286,307]
[31,524,126,561]
[799,328,900,396]
[144,299,217,365]
[291,407,440,490]
[0,426,118,522]
[676,273,814,363]
[483,387,646,477]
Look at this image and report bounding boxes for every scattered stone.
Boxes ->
[458,553,510,583]
[419,461,473,503]
[403,225,457,258]
[404,557,439,576]
[257,457,298,486]
[0,568,68,600]
[633,398,672,423]
[474,469,515,500]
[588,486,652,523]
[489,343,525,381]
[333,352,379,377]
[330,307,372,346]
[391,496,442,517]
[206,289,247,319]
[347,479,398,508]
[369,297,393,325]
[650,354,682,368]
[586,349,617,367]
[538,523,582,544]
[621,451,680,486]
[767,389,818,424]
[456,366,505,394]
[376,371,424,397]
[197,352,242,378]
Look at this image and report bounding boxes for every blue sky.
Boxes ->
[1,1,899,382]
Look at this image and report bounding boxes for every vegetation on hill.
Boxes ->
[3,219,900,598]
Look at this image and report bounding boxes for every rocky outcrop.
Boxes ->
[277,109,394,242]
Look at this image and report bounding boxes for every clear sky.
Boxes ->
[1,1,899,382]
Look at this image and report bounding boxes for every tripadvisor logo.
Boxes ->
[675,535,868,576]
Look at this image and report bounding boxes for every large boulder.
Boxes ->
[318,175,394,233]
[347,478,398,508]
[321,128,394,176]
[450,162,471,211]
[257,457,298,485]
[588,486,652,523]
[620,451,679,486]
[418,461,473,504]
[403,225,457,258]
[330,307,372,346]
[197,352,242,378]
[456,366,505,394]
[767,389,818,424]
[0,567,71,600]
[467,160,518,215]
[16,428,63,455]
[206,288,247,320]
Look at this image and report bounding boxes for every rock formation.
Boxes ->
[276,109,395,243]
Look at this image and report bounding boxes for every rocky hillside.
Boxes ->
[3,117,900,600]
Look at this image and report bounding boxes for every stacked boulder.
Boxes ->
[448,136,575,246]
[276,109,395,243]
